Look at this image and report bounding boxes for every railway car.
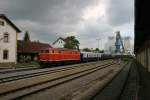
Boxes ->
[101,53,113,60]
[39,48,80,67]
[80,51,102,62]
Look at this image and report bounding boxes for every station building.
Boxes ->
[17,40,52,63]
[0,14,21,64]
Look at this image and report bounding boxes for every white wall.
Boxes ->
[123,37,133,54]
[0,18,17,63]
[52,39,65,48]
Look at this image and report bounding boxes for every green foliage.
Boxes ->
[121,57,131,62]
[95,48,100,52]
[93,48,104,53]
[64,36,80,50]
[83,48,91,52]
[82,48,104,53]
[99,50,104,53]
[23,31,30,41]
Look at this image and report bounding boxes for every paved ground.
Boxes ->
[119,61,139,100]
[137,62,150,100]
[91,61,131,100]
[92,60,150,100]
[120,61,150,100]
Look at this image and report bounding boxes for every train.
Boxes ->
[39,48,115,67]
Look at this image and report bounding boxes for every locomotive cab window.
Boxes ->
[40,50,44,53]
[45,50,49,53]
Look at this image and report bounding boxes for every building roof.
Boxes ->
[17,40,52,53]
[0,14,21,33]
[52,37,66,45]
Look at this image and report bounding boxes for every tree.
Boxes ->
[64,36,80,50]
[83,48,91,52]
[99,50,104,53]
[23,31,30,41]
[95,48,100,52]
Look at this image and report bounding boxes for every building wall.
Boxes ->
[0,18,17,63]
[137,50,146,68]
[123,37,130,49]
[104,36,116,54]
[136,40,150,71]
[52,39,65,48]
[123,37,133,54]
[148,47,150,71]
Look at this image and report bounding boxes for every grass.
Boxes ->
[0,61,40,69]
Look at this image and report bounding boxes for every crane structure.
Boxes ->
[115,31,125,54]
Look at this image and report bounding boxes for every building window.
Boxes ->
[3,33,9,43]
[0,21,4,26]
[3,50,8,60]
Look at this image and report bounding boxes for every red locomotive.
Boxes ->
[39,48,80,67]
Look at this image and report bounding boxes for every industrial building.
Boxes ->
[123,37,133,54]
[105,34,133,54]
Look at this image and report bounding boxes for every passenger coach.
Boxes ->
[80,51,102,62]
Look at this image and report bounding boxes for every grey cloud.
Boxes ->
[106,0,134,26]
[0,0,94,24]
[0,0,134,49]
[77,19,113,40]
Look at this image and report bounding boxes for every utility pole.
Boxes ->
[96,38,101,50]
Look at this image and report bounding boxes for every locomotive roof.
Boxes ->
[41,48,80,51]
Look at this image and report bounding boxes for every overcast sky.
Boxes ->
[0,0,134,49]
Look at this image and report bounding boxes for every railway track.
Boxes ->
[0,60,113,83]
[0,59,112,74]
[0,60,118,100]
[0,67,39,74]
